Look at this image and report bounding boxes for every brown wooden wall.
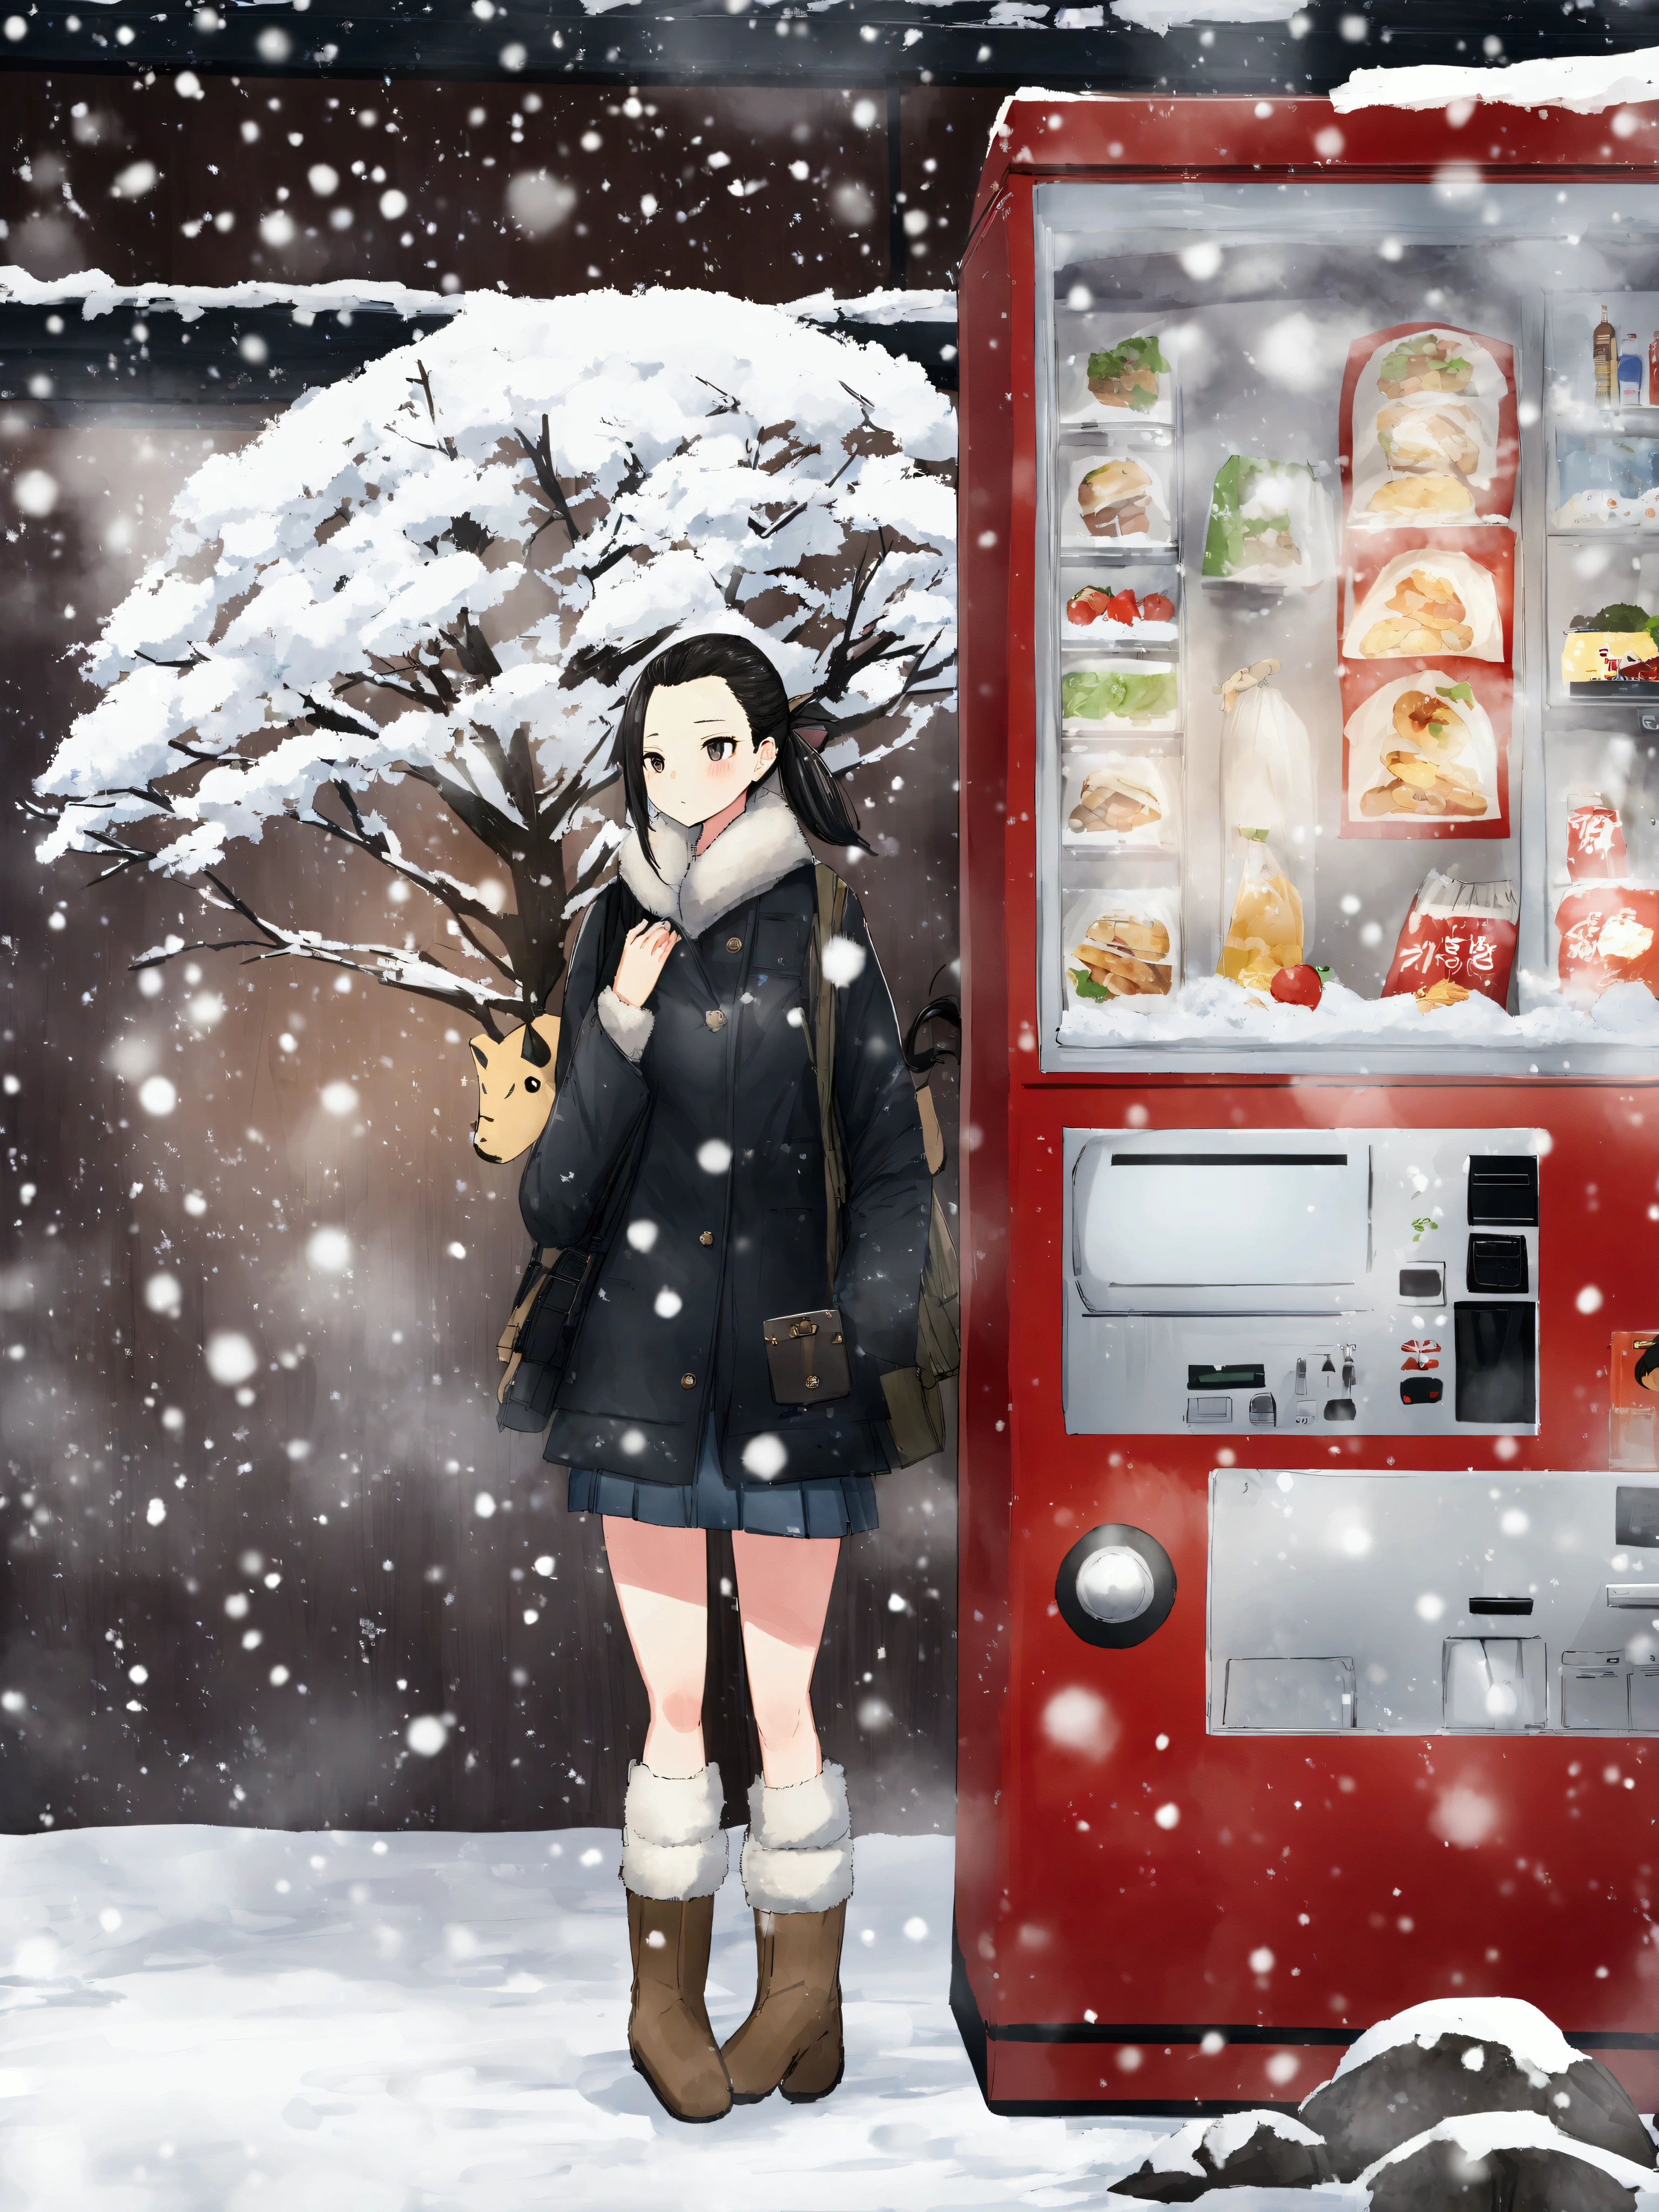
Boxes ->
[0,69,980,1835]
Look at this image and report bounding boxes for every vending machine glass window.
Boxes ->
[1033,176,1659,1072]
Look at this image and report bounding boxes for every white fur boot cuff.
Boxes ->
[740,1763,854,1912]
[620,1761,730,1902]
[745,1761,850,1852]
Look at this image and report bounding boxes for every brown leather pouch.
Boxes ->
[763,1307,851,1405]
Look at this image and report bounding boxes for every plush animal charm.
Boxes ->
[469,1015,560,1163]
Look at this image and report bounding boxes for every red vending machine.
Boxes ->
[955,95,1659,2116]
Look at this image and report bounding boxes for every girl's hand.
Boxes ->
[613,918,679,1008]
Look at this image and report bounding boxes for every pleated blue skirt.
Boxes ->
[567,1421,878,1537]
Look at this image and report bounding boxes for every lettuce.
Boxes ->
[1071,967,1110,1001]
[1061,668,1177,722]
[1085,333,1170,411]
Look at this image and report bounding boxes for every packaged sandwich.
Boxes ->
[1218,831,1305,995]
[1061,659,1179,731]
[1061,751,1177,848]
[1382,871,1518,1006]
[1341,536,1510,666]
[1556,884,1659,1001]
[1339,321,1517,528]
[1202,456,1334,588]
[1064,449,1174,548]
[1341,671,1507,839]
[1063,889,1182,1008]
[1055,326,1175,425]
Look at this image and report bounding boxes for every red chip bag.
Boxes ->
[1556,884,1659,999]
[1566,795,1628,881]
[1382,868,1518,1004]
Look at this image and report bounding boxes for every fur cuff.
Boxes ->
[597,988,654,1063]
[624,1759,724,1846]
[623,1829,730,1902]
[746,1762,850,1852]
[741,1835,853,1913]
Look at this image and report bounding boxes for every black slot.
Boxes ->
[1399,1265,1444,1301]
[1470,1596,1534,1615]
[1187,1363,1265,1391]
[1454,1301,1537,1426]
[1467,1153,1539,1226]
[1323,1398,1357,1422]
[1112,1152,1348,1168]
[1616,1487,1659,1548]
[1467,1233,1529,1295]
[1401,1375,1444,1405]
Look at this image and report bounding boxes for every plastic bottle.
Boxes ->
[1621,332,1644,408]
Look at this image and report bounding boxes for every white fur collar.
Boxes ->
[617,780,813,939]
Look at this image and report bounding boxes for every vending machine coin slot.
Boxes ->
[1467,1235,1529,1295]
[1454,1301,1537,1425]
[1467,1154,1540,1226]
[1399,1263,1445,1302]
[1469,1596,1534,1615]
[1615,1487,1659,1547]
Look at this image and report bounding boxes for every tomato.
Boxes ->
[1066,588,1110,626]
[1139,592,1175,624]
[1103,589,1139,626]
[1270,963,1323,1009]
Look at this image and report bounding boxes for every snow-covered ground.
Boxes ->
[0,1825,1656,2208]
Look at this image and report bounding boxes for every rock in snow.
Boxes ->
[1360,2109,1657,2212]
[1299,1998,1658,2182]
[1111,2107,1334,2200]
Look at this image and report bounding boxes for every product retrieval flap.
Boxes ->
[1071,1130,1372,1314]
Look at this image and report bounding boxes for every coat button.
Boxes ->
[726,936,743,954]
[680,1372,697,1390]
[699,1231,713,1246]
[705,1009,727,1031]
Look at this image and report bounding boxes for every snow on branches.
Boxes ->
[30,287,957,1030]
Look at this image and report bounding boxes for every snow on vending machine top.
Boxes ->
[954,95,1659,2118]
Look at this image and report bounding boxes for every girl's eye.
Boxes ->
[703,737,737,763]
[523,1076,542,1095]
[644,752,665,774]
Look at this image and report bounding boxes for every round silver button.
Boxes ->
[1075,1546,1156,1626]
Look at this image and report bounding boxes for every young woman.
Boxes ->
[519,632,932,2123]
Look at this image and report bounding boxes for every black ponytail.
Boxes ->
[615,632,868,876]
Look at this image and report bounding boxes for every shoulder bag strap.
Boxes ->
[809,862,852,1293]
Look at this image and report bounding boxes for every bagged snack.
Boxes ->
[1062,888,1182,1010]
[1562,602,1659,695]
[1065,580,1178,640]
[1381,870,1518,1006]
[1056,327,1174,424]
[1061,660,1178,730]
[1556,884,1659,1000]
[1566,792,1629,880]
[1342,544,1506,664]
[1202,456,1333,587]
[1218,831,1304,995]
[1340,322,1517,529]
[1065,450,1174,547]
[1218,658,1316,951]
[1062,752,1175,846]
[1342,672,1503,834]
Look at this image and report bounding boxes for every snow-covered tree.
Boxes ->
[30,288,957,1031]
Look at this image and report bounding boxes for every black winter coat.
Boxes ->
[518,791,932,1488]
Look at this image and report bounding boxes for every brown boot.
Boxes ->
[722,1762,854,2105]
[723,1901,848,2103]
[626,1890,732,2122]
[619,1761,732,2124]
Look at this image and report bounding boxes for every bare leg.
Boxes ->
[731,1532,840,1789]
[604,1518,709,1779]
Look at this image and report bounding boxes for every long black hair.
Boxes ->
[615,632,867,876]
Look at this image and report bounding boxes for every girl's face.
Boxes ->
[642,676,778,828]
